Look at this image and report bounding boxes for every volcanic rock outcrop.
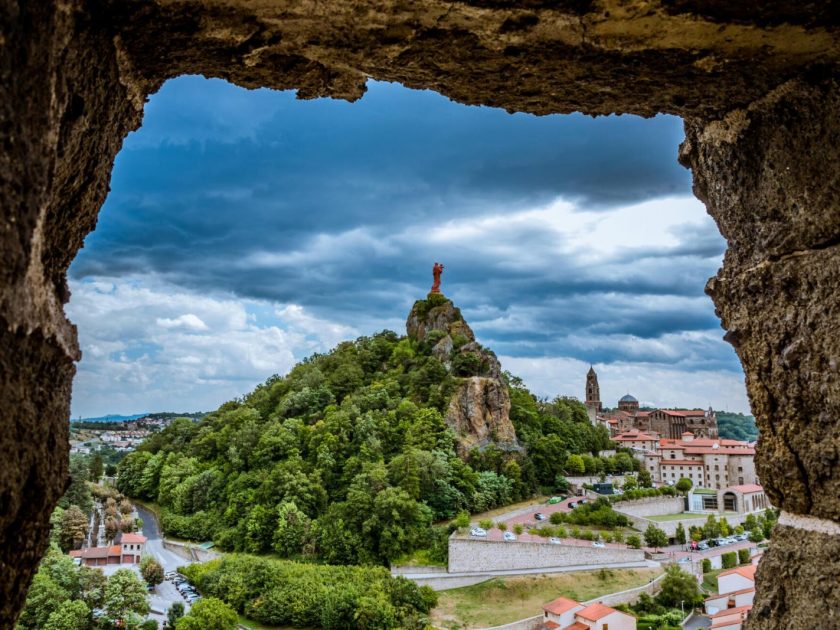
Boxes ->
[407,294,518,454]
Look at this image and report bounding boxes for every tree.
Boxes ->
[743,513,758,531]
[140,556,164,587]
[43,599,90,630]
[49,506,65,547]
[656,564,702,608]
[565,454,585,475]
[60,456,93,513]
[626,534,642,549]
[644,524,668,550]
[738,548,750,564]
[175,597,238,630]
[273,501,311,557]
[675,522,686,545]
[703,514,721,540]
[749,527,765,543]
[719,517,731,537]
[702,558,712,573]
[166,601,185,629]
[103,568,150,624]
[89,453,105,482]
[623,475,638,491]
[675,477,692,494]
[637,469,653,488]
[59,505,89,551]
[453,510,470,529]
[16,573,69,629]
[554,474,570,493]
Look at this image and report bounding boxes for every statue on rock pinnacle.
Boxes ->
[431,262,444,294]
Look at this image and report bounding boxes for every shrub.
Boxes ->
[478,519,493,531]
[513,524,524,535]
[549,512,565,525]
[453,511,470,529]
[721,552,738,569]
[738,548,750,565]
[702,558,712,573]
[626,534,642,549]
[496,522,507,532]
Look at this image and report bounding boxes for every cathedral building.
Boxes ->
[583,367,718,439]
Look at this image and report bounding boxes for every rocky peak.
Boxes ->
[406,293,519,455]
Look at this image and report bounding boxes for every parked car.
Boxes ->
[568,501,577,509]
[735,533,748,541]
[592,541,605,548]
[697,541,710,550]
[578,499,588,505]
[715,537,730,546]
[548,496,566,504]
[470,527,487,537]
[503,532,517,542]
[549,537,561,545]
[534,512,546,521]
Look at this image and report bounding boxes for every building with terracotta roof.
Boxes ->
[709,605,752,629]
[704,566,756,624]
[541,596,636,630]
[68,532,146,567]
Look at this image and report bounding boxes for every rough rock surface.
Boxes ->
[2,0,840,626]
[445,376,519,455]
[407,295,518,454]
[680,74,840,628]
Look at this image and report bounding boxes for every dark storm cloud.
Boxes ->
[69,75,743,378]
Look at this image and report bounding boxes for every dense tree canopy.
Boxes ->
[117,317,612,565]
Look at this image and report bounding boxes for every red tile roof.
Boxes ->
[661,459,704,466]
[728,484,763,493]
[542,622,561,630]
[684,447,755,455]
[657,409,707,417]
[705,587,756,602]
[543,597,581,615]
[718,565,757,581]
[711,605,753,618]
[576,603,618,621]
[119,533,147,543]
[562,623,588,630]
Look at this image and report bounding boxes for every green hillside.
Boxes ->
[717,411,758,442]
[116,295,613,568]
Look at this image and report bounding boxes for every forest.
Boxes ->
[117,298,613,566]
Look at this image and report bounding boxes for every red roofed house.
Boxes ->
[69,532,146,567]
[541,597,636,630]
[709,605,752,630]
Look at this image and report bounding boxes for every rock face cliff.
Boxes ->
[406,294,519,455]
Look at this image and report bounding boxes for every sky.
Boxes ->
[67,76,751,418]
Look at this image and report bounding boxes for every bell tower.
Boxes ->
[585,366,602,424]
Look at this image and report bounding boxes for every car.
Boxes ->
[735,533,748,541]
[146,584,155,592]
[534,512,546,521]
[547,496,566,505]
[470,527,487,537]
[568,501,577,509]
[503,532,517,542]
[715,537,730,546]
[592,541,605,548]
[578,499,588,505]
[549,537,561,545]
[697,542,710,550]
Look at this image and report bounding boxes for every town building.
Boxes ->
[585,366,602,424]
[705,565,756,628]
[613,429,758,491]
[541,597,636,630]
[69,532,146,567]
[584,368,718,439]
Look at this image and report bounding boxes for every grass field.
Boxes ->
[702,568,726,594]
[431,567,662,629]
[647,513,704,522]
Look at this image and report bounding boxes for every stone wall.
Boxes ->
[448,538,645,573]
[162,540,220,564]
[613,497,686,517]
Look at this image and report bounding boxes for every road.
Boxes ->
[135,504,193,620]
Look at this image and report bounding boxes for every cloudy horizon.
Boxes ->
[68,77,750,418]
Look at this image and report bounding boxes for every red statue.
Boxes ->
[431,262,444,294]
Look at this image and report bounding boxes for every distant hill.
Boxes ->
[717,411,758,442]
[71,413,149,423]
[70,411,206,424]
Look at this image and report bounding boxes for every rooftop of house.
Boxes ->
[563,623,588,630]
[705,587,756,602]
[711,605,753,619]
[118,533,147,544]
[575,602,622,622]
[718,565,757,582]
[544,597,582,616]
[728,484,763,493]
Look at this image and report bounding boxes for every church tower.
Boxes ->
[585,366,602,424]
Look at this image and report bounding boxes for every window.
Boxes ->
[715,465,719,471]
[671,453,676,459]
[738,466,743,472]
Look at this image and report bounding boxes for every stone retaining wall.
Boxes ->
[163,540,220,563]
[448,538,645,573]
